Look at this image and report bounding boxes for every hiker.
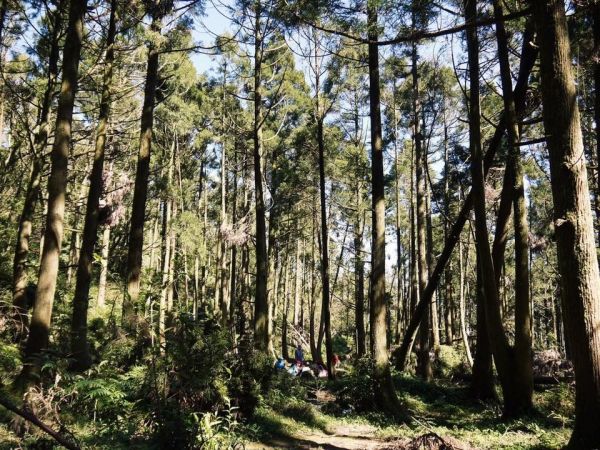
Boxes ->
[317,364,328,378]
[297,363,311,378]
[288,362,299,376]
[332,353,341,368]
[274,357,286,370]
[295,344,304,364]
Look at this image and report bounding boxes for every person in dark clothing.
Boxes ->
[295,344,304,364]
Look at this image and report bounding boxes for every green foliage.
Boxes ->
[335,357,376,412]
[228,349,274,417]
[433,345,468,379]
[0,342,21,384]
[69,369,135,424]
[331,333,350,355]
[192,400,244,449]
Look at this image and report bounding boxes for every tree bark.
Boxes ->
[70,0,117,370]
[11,5,63,341]
[458,236,473,367]
[354,184,366,357]
[252,0,269,351]
[594,3,600,245]
[492,0,534,415]
[413,37,432,380]
[393,22,537,371]
[317,116,334,377]
[466,0,524,418]
[124,9,163,331]
[470,254,496,401]
[96,226,110,308]
[20,0,87,381]
[442,116,454,345]
[367,1,408,421]
[532,0,600,446]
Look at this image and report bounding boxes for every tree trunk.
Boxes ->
[367,2,408,421]
[533,0,600,446]
[282,256,290,359]
[70,0,117,370]
[466,0,533,419]
[158,198,171,351]
[470,256,496,401]
[413,38,432,381]
[97,226,110,308]
[229,144,239,328]
[458,237,473,366]
[317,116,334,377]
[124,11,163,331]
[594,3,600,245]
[218,65,229,324]
[393,16,537,372]
[354,184,366,357]
[493,0,534,414]
[293,237,301,327]
[443,117,454,345]
[252,0,269,351]
[11,5,63,341]
[21,0,87,380]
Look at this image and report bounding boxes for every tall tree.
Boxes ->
[252,0,269,351]
[20,0,88,381]
[532,0,600,446]
[11,4,63,341]
[367,0,408,420]
[70,0,118,371]
[123,2,166,330]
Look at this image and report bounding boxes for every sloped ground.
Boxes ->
[244,375,573,450]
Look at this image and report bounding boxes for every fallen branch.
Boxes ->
[0,390,80,450]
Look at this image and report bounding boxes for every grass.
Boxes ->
[0,374,574,449]
[245,373,574,449]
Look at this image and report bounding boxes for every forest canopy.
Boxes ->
[0,0,599,448]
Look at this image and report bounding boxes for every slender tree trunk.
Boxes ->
[293,236,301,327]
[466,0,532,418]
[70,0,117,370]
[20,0,87,380]
[124,10,163,331]
[367,2,408,420]
[443,117,454,345]
[97,226,110,308]
[409,149,418,321]
[159,197,172,352]
[470,255,496,400]
[413,38,432,381]
[532,0,600,446]
[493,0,534,413]
[166,200,176,314]
[309,214,319,361]
[458,237,473,366]
[282,256,290,359]
[252,0,269,351]
[11,6,63,341]
[317,116,334,377]
[354,184,366,357]
[229,145,238,328]
[393,13,537,372]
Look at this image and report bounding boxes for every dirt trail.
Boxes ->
[245,423,385,449]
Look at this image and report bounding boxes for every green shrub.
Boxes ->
[0,342,21,384]
[335,356,376,412]
[433,345,468,379]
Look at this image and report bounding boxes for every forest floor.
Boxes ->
[244,374,574,450]
[0,368,574,449]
